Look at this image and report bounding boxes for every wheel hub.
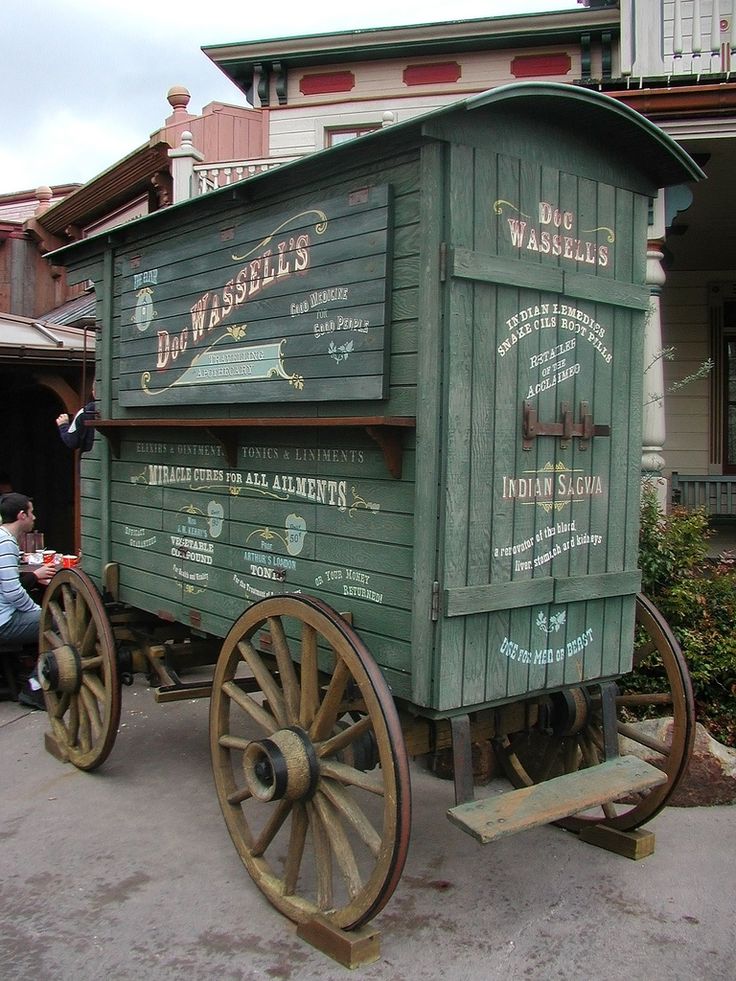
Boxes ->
[549,687,591,736]
[243,726,320,802]
[38,646,82,694]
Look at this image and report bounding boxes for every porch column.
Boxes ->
[642,193,667,507]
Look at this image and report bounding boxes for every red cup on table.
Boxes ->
[62,555,79,568]
[42,550,57,565]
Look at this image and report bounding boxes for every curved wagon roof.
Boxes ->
[49,80,703,266]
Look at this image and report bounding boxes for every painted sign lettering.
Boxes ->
[119,186,393,406]
[494,199,613,267]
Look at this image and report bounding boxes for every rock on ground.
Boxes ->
[622,719,736,806]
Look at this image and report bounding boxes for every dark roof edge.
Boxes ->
[202,9,616,62]
[37,142,172,236]
[466,81,706,183]
[49,80,704,266]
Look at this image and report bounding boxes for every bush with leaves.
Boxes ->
[637,484,736,745]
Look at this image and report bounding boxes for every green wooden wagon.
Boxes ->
[41,82,701,961]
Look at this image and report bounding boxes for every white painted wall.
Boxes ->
[662,269,714,474]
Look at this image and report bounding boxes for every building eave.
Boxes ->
[34,141,172,238]
[587,79,736,119]
[204,9,619,92]
[0,311,96,364]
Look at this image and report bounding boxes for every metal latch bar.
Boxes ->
[522,400,611,451]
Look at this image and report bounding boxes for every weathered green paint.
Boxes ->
[56,84,701,717]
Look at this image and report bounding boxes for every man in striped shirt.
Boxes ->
[0,493,54,644]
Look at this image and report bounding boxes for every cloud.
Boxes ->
[0,109,144,191]
[1,0,581,190]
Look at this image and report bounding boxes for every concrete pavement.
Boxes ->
[2,682,734,980]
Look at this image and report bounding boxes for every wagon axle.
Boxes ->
[546,686,592,737]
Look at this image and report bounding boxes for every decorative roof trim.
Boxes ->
[34,142,172,238]
[204,9,617,90]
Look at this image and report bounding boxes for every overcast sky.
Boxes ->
[1,0,581,194]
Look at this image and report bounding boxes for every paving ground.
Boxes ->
[2,683,734,981]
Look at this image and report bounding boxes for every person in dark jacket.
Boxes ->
[56,382,96,452]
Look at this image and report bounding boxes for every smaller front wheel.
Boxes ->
[38,569,121,771]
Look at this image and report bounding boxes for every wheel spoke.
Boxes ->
[237,639,288,726]
[617,720,672,758]
[313,791,363,900]
[227,785,252,806]
[52,692,70,720]
[79,617,97,660]
[219,733,251,751]
[43,628,64,650]
[617,692,673,707]
[299,624,319,728]
[222,680,278,734]
[79,685,102,734]
[562,738,579,774]
[75,587,92,637]
[67,696,80,746]
[535,733,565,781]
[319,760,386,796]
[77,696,92,754]
[307,799,333,911]
[48,600,71,645]
[309,658,350,742]
[578,729,599,768]
[82,672,106,704]
[283,801,308,896]
[320,779,381,856]
[588,724,605,756]
[633,640,657,665]
[62,584,77,627]
[316,714,373,759]
[251,799,292,858]
[268,617,301,724]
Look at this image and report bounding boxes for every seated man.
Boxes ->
[0,493,55,707]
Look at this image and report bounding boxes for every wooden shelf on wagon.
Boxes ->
[91,416,416,477]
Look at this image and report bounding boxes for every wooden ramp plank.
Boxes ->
[447,756,666,844]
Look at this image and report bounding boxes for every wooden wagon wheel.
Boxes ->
[496,593,696,832]
[37,569,121,771]
[210,594,411,930]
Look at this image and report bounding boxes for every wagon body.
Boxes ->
[58,83,695,718]
[44,83,703,958]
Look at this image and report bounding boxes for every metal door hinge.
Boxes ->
[431,580,441,621]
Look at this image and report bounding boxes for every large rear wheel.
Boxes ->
[496,594,695,831]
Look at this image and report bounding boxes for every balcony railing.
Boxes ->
[623,0,736,77]
[192,157,300,196]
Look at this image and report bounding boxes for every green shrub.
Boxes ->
[638,484,736,745]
